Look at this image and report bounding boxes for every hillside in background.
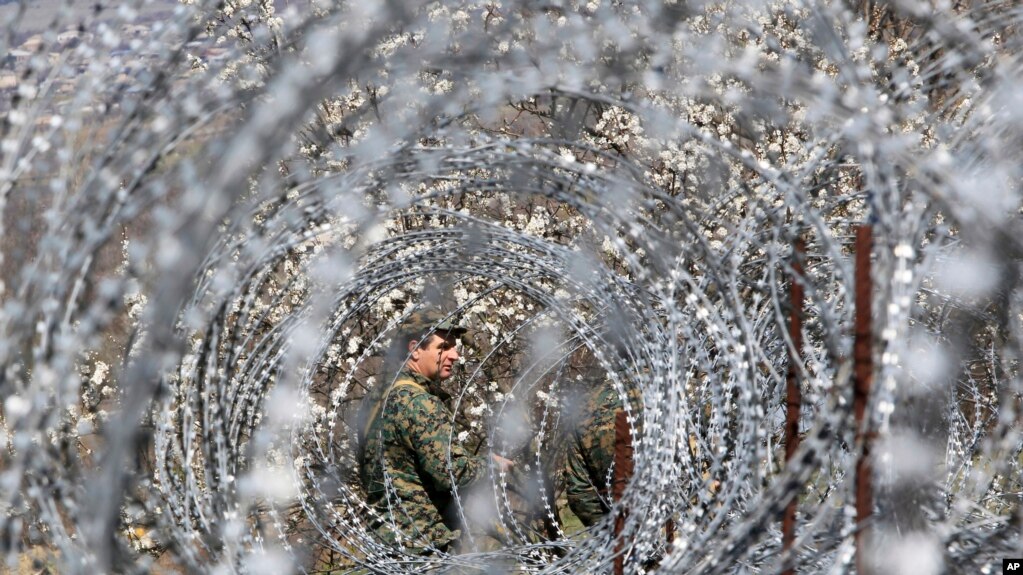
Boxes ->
[1,0,177,34]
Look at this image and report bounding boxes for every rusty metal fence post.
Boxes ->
[853,225,874,575]
[782,237,805,575]
[613,410,635,575]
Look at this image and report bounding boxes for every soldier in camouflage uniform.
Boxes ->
[357,311,513,553]
[564,379,642,527]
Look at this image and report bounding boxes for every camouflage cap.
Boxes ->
[400,310,468,340]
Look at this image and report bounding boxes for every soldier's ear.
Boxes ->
[407,339,420,358]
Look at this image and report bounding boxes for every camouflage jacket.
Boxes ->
[564,381,642,527]
[358,368,486,552]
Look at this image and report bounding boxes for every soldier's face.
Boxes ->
[411,333,460,381]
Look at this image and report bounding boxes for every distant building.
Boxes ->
[20,34,42,52]
[57,30,93,47]
[8,49,31,66]
[204,47,228,63]
[121,24,149,39]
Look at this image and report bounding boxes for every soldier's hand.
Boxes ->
[491,454,515,473]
